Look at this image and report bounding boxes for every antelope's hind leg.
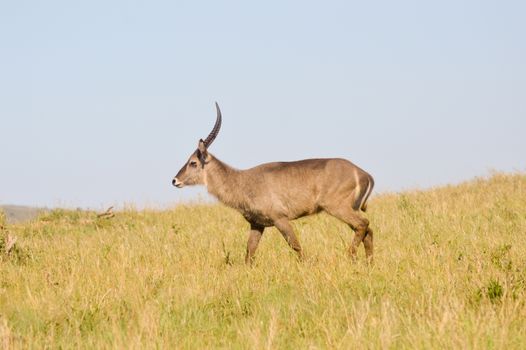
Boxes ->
[274,219,303,261]
[363,227,373,262]
[325,207,372,261]
[245,223,265,265]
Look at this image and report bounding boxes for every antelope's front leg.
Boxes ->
[274,219,303,261]
[245,223,265,265]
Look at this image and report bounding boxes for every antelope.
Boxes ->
[172,103,374,264]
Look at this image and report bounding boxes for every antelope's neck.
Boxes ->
[204,155,246,209]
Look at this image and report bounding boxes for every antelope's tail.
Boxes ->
[352,174,375,212]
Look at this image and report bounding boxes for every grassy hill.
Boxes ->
[1,173,525,348]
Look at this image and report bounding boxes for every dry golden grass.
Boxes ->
[1,172,526,349]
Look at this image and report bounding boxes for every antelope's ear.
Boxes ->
[198,139,207,153]
[197,139,208,163]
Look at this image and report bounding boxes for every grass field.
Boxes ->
[1,172,526,349]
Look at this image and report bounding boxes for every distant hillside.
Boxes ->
[0,205,48,224]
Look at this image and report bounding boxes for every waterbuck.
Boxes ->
[172,103,374,264]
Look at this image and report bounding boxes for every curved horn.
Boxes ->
[203,102,222,148]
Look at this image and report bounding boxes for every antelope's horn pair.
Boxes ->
[202,102,222,148]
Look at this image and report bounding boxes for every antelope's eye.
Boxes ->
[189,161,198,168]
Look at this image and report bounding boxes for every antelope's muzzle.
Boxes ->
[172,178,183,188]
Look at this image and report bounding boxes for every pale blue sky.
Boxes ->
[1,1,525,209]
